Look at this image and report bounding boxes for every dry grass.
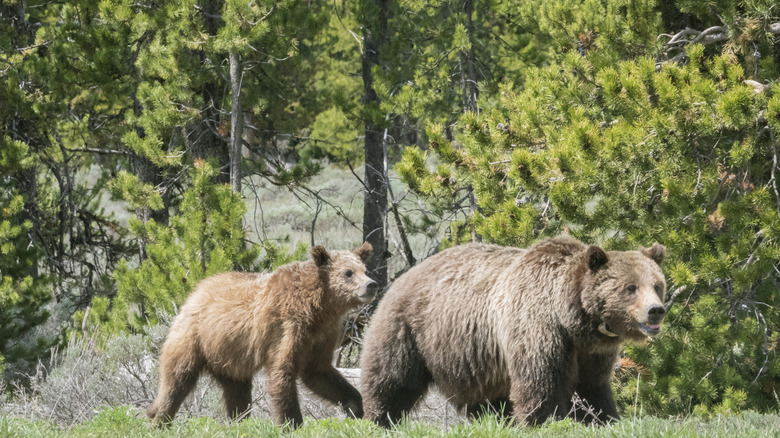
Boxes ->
[0,314,464,428]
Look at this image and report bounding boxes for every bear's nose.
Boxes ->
[366,279,377,289]
[647,304,665,322]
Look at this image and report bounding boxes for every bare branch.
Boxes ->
[345,158,370,193]
[691,26,727,45]
[310,195,323,248]
[664,285,687,312]
[63,147,132,156]
[768,126,780,214]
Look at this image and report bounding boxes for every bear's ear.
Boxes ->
[353,242,373,264]
[641,243,665,265]
[311,245,330,267]
[586,245,608,271]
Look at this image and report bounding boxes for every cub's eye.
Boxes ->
[345,270,353,278]
[626,285,637,294]
[654,283,663,295]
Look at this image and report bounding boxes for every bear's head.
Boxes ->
[311,242,377,306]
[581,243,667,342]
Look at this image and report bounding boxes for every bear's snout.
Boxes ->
[647,304,665,323]
[638,303,665,336]
[359,279,379,302]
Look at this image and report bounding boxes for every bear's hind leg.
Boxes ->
[214,374,253,421]
[362,330,432,428]
[147,336,203,427]
[147,367,201,426]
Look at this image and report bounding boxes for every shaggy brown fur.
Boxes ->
[360,236,666,427]
[147,243,375,428]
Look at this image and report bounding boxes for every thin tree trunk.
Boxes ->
[462,0,482,242]
[229,50,243,195]
[361,0,389,290]
[130,60,169,264]
[185,0,231,184]
[461,0,479,114]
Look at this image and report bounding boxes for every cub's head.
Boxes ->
[311,242,377,306]
[581,243,667,342]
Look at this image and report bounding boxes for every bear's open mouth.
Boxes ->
[640,323,660,336]
[357,290,377,303]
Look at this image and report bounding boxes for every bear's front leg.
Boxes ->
[301,363,363,418]
[573,351,619,424]
[267,362,303,428]
[267,328,304,428]
[509,346,574,426]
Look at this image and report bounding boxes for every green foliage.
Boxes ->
[300,107,362,164]
[257,240,309,272]
[0,139,51,379]
[76,162,259,336]
[398,1,780,416]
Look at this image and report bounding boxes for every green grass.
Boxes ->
[2,407,779,438]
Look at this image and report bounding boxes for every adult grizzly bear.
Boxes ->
[360,236,666,427]
[147,243,375,428]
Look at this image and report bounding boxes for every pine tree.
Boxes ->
[0,137,51,380]
[75,161,260,337]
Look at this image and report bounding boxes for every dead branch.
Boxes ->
[691,26,728,45]
[769,126,780,214]
[659,25,728,65]
[64,147,132,156]
[664,285,687,312]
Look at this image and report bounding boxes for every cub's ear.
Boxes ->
[353,242,373,264]
[641,243,665,265]
[311,245,330,267]
[586,245,608,271]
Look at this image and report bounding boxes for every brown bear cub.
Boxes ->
[360,236,666,427]
[147,243,375,428]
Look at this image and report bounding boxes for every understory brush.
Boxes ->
[0,320,359,426]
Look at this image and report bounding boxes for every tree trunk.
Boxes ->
[462,0,482,242]
[229,50,243,195]
[185,0,231,184]
[130,63,169,265]
[461,0,479,114]
[361,0,389,290]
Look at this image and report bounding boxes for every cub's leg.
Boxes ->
[301,363,363,418]
[213,374,253,421]
[266,325,304,428]
[147,339,203,426]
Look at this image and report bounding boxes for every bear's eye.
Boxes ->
[626,284,637,294]
[654,283,663,295]
[345,270,353,279]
